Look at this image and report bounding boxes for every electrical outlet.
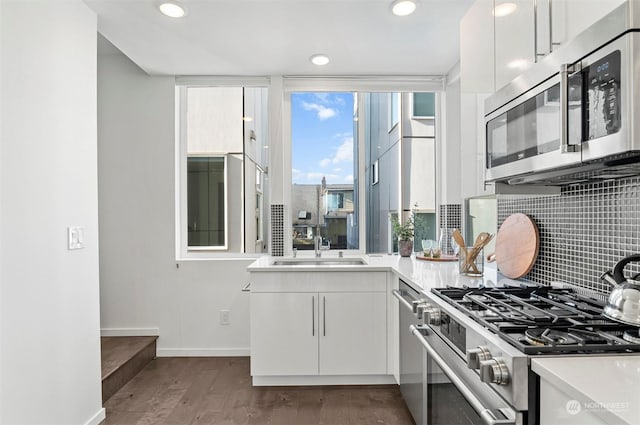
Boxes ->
[220,309,230,325]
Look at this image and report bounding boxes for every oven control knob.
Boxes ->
[412,299,429,313]
[416,303,431,320]
[425,308,441,326]
[479,358,510,385]
[466,346,492,369]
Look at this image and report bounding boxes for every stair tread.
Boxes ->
[101,336,157,380]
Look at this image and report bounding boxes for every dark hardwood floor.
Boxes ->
[102,357,415,425]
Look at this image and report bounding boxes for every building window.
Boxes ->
[412,92,435,119]
[187,156,227,248]
[372,160,379,185]
[327,192,344,210]
[389,92,400,130]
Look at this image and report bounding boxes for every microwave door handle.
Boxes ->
[560,63,580,153]
[410,325,517,425]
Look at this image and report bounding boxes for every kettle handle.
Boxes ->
[612,254,640,284]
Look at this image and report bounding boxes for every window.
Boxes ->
[326,192,344,210]
[389,92,400,130]
[177,85,269,256]
[366,92,437,253]
[187,156,227,248]
[412,92,435,118]
[372,160,379,185]
[290,92,358,251]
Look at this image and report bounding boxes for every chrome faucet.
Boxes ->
[315,235,322,258]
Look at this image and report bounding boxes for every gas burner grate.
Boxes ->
[431,285,640,354]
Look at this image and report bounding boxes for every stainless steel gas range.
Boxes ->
[394,280,640,425]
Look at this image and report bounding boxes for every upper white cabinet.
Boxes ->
[460,0,495,93]
[494,1,536,90]
[550,0,626,49]
[462,0,626,93]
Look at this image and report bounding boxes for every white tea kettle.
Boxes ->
[601,254,640,326]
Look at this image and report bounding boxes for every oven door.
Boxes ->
[410,325,519,425]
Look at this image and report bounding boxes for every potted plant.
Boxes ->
[391,213,414,257]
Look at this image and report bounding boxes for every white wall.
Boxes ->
[441,64,463,206]
[98,40,252,356]
[0,1,104,424]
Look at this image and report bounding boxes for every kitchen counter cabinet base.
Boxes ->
[249,271,389,385]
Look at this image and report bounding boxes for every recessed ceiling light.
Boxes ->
[391,0,417,16]
[493,2,517,17]
[310,54,330,66]
[158,2,186,18]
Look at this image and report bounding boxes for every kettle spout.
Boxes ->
[600,270,620,288]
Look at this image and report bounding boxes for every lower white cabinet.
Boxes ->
[319,292,387,375]
[249,271,388,380]
[250,292,319,376]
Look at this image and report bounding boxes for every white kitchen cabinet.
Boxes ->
[539,376,612,425]
[550,0,626,51]
[249,271,388,383]
[494,0,536,90]
[319,292,387,375]
[250,292,318,376]
[463,0,625,93]
[460,0,495,93]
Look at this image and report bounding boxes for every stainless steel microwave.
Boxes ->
[485,1,640,185]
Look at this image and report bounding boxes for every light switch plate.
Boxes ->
[67,226,85,250]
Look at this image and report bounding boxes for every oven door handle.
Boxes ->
[391,289,414,312]
[410,325,517,425]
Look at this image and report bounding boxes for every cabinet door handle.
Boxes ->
[323,296,326,336]
[312,296,315,336]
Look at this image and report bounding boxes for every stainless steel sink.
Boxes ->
[271,258,367,266]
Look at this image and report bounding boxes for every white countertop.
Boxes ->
[532,356,640,425]
[248,253,501,293]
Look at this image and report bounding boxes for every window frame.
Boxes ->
[176,85,248,259]
[284,90,366,254]
[185,154,229,251]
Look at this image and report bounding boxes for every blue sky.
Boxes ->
[291,92,355,185]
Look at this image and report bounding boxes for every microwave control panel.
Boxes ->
[584,50,621,140]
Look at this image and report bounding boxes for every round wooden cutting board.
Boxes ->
[494,213,540,279]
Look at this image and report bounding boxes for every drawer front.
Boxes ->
[250,271,387,293]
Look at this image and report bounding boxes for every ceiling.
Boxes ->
[85,0,474,76]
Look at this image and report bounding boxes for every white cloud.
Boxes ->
[333,137,353,163]
[313,93,330,104]
[333,168,342,173]
[344,175,354,183]
[318,136,354,170]
[302,102,337,120]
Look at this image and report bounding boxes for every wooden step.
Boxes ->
[100,336,157,403]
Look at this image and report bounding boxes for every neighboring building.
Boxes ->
[292,181,355,250]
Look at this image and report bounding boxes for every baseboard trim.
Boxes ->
[157,348,250,357]
[252,375,396,386]
[85,408,106,425]
[101,327,159,337]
